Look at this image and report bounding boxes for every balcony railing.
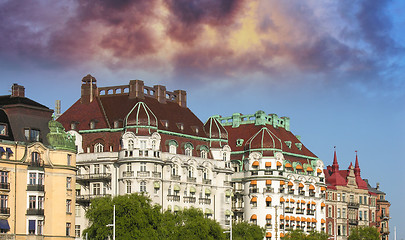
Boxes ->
[28,160,44,169]
[27,184,44,191]
[288,189,294,194]
[223,181,231,186]
[187,177,196,183]
[203,179,212,184]
[225,220,230,225]
[307,209,315,215]
[26,208,44,215]
[183,196,196,203]
[0,182,10,191]
[137,171,150,177]
[264,170,273,175]
[348,202,360,208]
[0,207,10,215]
[76,194,111,203]
[199,198,211,205]
[348,219,359,225]
[263,188,274,193]
[296,209,305,214]
[249,188,258,194]
[167,195,180,202]
[152,172,161,178]
[309,191,315,197]
[171,175,181,181]
[285,208,294,214]
[76,173,112,182]
[122,171,134,177]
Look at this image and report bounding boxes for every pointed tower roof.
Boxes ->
[325,148,347,187]
[354,151,360,176]
[353,151,368,189]
[332,147,339,173]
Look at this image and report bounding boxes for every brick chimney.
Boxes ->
[129,80,144,99]
[153,85,166,104]
[174,90,187,108]
[11,84,25,97]
[81,74,98,103]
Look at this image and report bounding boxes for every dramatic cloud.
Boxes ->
[0,0,403,89]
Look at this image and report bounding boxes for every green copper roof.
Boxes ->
[47,120,76,152]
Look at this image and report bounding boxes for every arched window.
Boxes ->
[169,145,177,154]
[184,143,193,156]
[151,140,156,150]
[223,152,227,161]
[203,168,209,180]
[128,140,134,150]
[185,148,192,156]
[188,167,194,178]
[140,181,146,192]
[200,150,207,159]
[94,143,104,153]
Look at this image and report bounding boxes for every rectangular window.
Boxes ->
[328,207,332,217]
[337,208,341,218]
[140,140,146,150]
[0,195,8,209]
[38,196,44,209]
[75,225,81,237]
[364,210,367,220]
[364,196,367,205]
[0,124,7,136]
[127,163,132,172]
[359,196,362,204]
[126,181,131,194]
[75,204,81,217]
[372,212,375,222]
[94,164,100,174]
[342,208,346,218]
[342,225,346,236]
[66,199,71,213]
[359,211,363,220]
[25,128,40,142]
[37,220,43,235]
[29,173,37,185]
[66,177,71,189]
[337,193,341,201]
[29,196,36,209]
[66,223,71,236]
[338,225,341,235]
[67,154,71,166]
[140,162,146,172]
[38,173,44,185]
[342,193,346,202]
[28,220,36,234]
[93,183,101,195]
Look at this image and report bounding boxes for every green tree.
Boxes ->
[348,226,380,240]
[232,221,265,240]
[282,229,329,240]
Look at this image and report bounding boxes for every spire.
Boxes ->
[332,146,339,172]
[348,162,353,169]
[354,150,360,176]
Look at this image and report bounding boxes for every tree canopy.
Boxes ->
[282,229,329,240]
[231,221,265,240]
[348,226,380,240]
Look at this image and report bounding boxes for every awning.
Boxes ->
[6,148,13,154]
[276,161,282,167]
[285,163,292,168]
[321,219,326,224]
[266,232,272,237]
[205,208,213,214]
[300,200,306,204]
[290,199,295,203]
[299,183,304,188]
[266,214,272,219]
[0,219,10,230]
[312,218,317,223]
[311,201,316,205]
[225,209,232,216]
[251,197,257,203]
[75,184,81,190]
[296,165,303,170]
[252,161,259,167]
[29,220,35,230]
[225,190,231,197]
[280,181,285,185]
[265,162,271,167]
[280,197,285,203]
[154,181,160,189]
[317,168,322,173]
[205,188,211,195]
[309,185,315,190]
[0,147,5,153]
[286,199,290,203]
[285,216,290,221]
[306,166,313,172]
[250,180,257,185]
[290,216,295,221]
[280,233,285,237]
[321,186,326,191]
[266,180,272,185]
[295,217,300,222]
[321,202,326,207]
[190,186,196,193]
[173,185,180,191]
[300,217,305,222]
[251,214,257,220]
[288,181,293,186]
[279,215,284,220]
[307,218,311,223]
[174,205,181,212]
[266,196,272,202]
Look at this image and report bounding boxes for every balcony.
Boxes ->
[249,188,258,194]
[296,208,305,214]
[152,172,161,178]
[0,182,10,191]
[225,220,231,225]
[27,184,44,191]
[285,207,294,214]
[349,219,359,225]
[203,179,212,184]
[199,198,211,205]
[223,181,231,186]
[288,189,294,194]
[184,196,196,203]
[348,202,360,208]
[122,171,134,177]
[263,188,274,193]
[137,171,150,177]
[76,173,112,183]
[171,175,180,181]
[251,171,258,176]
[28,160,44,170]
[76,194,111,204]
[0,207,10,215]
[187,177,196,183]
[309,191,315,197]
[26,208,44,215]
[264,170,273,175]
[0,234,14,240]
[167,195,180,202]
[307,209,315,215]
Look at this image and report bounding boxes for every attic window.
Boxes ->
[161,120,169,128]
[0,124,7,136]
[176,123,184,131]
[285,141,292,148]
[236,139,244,147]
[295,143,302,150]
[25,128,40,142]
[90,120,97,129]
[191,126,199,134]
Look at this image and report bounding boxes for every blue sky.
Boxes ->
[1,0,404,237]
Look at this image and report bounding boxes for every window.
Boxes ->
[37,220,43,235]
[359,211,363,220]
[342,193,346,202]
[140,140,146,150]
[70,122,76,130]
[342,208,346,218]
[67,154,71,166]
[223,152,227,161]
[94,164,100,174]
[328,207,332,217]
[185,148,192,156]
[364,210,367,220]
[372,212,375,222]
[66,199,72,213]
[126,181,131,194]
[127,163,132,172]
[338,225,341,235]
[169,145,176,154]
[75,225,81,238]
[364,196,367,205]
[75,204,81,217]
[38,196,44,209]
[94,143,104,153]
[66,177,71,189]
[66,223,71,236]
[93,183,101,195]
[342,225,346,236]
[188,167,194,178]
[0,195,8,209]
[337,208,341,218]
[38,173,44,185]
[172,165,178,176]
[128,140,134,150]
[203,168,209,180]
[359,196,362,204]
[0,124,7,136]
[1,171,8,185]
[337,193,341,201]
[201,150,207,159]
[152,140,156,150]
[29,196,36,209]
[350,195,354,202]
[31,152,41,166]
[29,220,36,234]
[90,121,96,129]
[140,181,146,192]
[140,162,147,172]
[328,223,332,235]
[25,128,40,142]
[29,173,37,185]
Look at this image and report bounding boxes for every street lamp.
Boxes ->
[106,205,116,240]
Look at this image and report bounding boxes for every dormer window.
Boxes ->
[128,140,134,150]
[236,139,244,147]
[184,143,193,156]
[90,121,96,129]
[70,122,78,131]
[176,123,184,131]
[94,143,104,153]
[167,140,178,154]
[200,150,207,159]
[295,143,302,150]
[151,140,156,150]
[285,141,292,148]
[25,128,40,142]
[0,124,7,136]
[161,120,169,128]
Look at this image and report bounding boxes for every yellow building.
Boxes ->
[0,84,76,239]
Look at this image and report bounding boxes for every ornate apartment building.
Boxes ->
[216,111,327,239]
[0,84,77,239]
[324,151,389,240]
[56,75,233,239]
[367,181,390,240]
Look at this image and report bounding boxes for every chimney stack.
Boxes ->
[11,83,25,97]
[174,90,187,108]
[81,74,98,103]
[154,85,166,104]
[129,80,144,99]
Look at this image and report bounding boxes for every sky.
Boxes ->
[1,0,404,237]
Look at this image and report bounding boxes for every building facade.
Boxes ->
[56,75,233,239]
[0,84,77,239]
[367,181,390,240]
[215,111,327,239]
[324,151,387,239]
